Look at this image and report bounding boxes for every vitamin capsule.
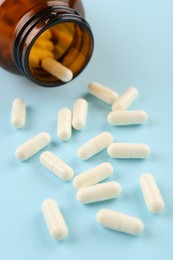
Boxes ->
[62,48,79,67]
[34,39,54,51]
[57,108,72,141]
[88,81,119,105]
[29,47,54,61]
[11,98,26,129]
[40,151,74,181]
[69,52,86,74]
[41,57,73,82]
[39,29,52,40]
[107,143,151,159]
[139,173,165,213]
[112,87,139,111]
[42,199,68,240]
[73,162,113,189]
[96,209,144,236]
[107,110,148,126]
[29,55,40,68]
[72,98,88,130]
[76,181,121,204]
[15,132,51,161]
[77,132,113,160]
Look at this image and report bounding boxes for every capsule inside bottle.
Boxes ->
[27,22,93,87]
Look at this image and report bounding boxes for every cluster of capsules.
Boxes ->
[11,82,165,241]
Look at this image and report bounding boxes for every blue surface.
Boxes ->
[0,0,173,259]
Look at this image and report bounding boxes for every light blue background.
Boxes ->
[0,0,173,259]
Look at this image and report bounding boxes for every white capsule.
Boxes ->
[107,143,151,159]
[107,110,148,126]
[88,81,119,105]
[72,98,88,130]
[112,87,139,111]
[41,57,73,82]
[77,132,113,160]
[41,199,68,240]
[11,98,26,129]
[40,151,74,181]
[96,209,144,236]
[139,173,165,213]
[15,132,51,161]
[76,181,121,204]
[73,162,113,189]
[57,108,72,141]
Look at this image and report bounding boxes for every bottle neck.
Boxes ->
[14,5,94,87]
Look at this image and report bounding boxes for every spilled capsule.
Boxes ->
[88,81,119,105]
[76,181,122,204]
[15,132,51,161]
[57,108,72,141]
[96,209,144,236]
[40,151,74,181]
[140,173,165,213]
[107,143,151,158]
[77,132,113,160]
[112,87,139,111]
[11,98,26,129]
[42,199,68,240]
[107,110,148,126]
[73,162,113,189]
[72,98,88,130]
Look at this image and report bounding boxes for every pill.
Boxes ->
[139,173,165,213]
[57,108,72,141]
[76,181,121,204]
[77,132,113,160]
[29,55,40,68]
[72,98,88,130]
[112,87,139,111]
[73,162,113,189]
[34,39,54,51]
[15,132,51,161]
[107,110,148,126]
[69,52,86,74]
[107,143,151,159]
[39,29,52,40]
[62,48,79,67]
[41,57,73,82]
[88,81,119,105]
[40,151,74,181]
[11,98,26,128]
[96,209,144,236]
[41,199,68,240]
[29,47,54,61]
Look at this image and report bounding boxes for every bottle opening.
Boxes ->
[26,21,93,87]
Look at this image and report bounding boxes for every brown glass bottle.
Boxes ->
[0,0,94,87]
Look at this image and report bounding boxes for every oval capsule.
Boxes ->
[41,57,73,82]
[11,98,26,129]
[57,108,72,141]
[112,87,139,111]
[107,110,148,126]
[40,151,74,181]
[15,132,51,161]
[73,162,113,189]
[88,81,119,105]
[72,98,88,130]
[107,143,151,159]
[42,199,68,240]
[77,132,113,160]
[140,173,165,213]
[76,181,122,204]
[96,209,144,236]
